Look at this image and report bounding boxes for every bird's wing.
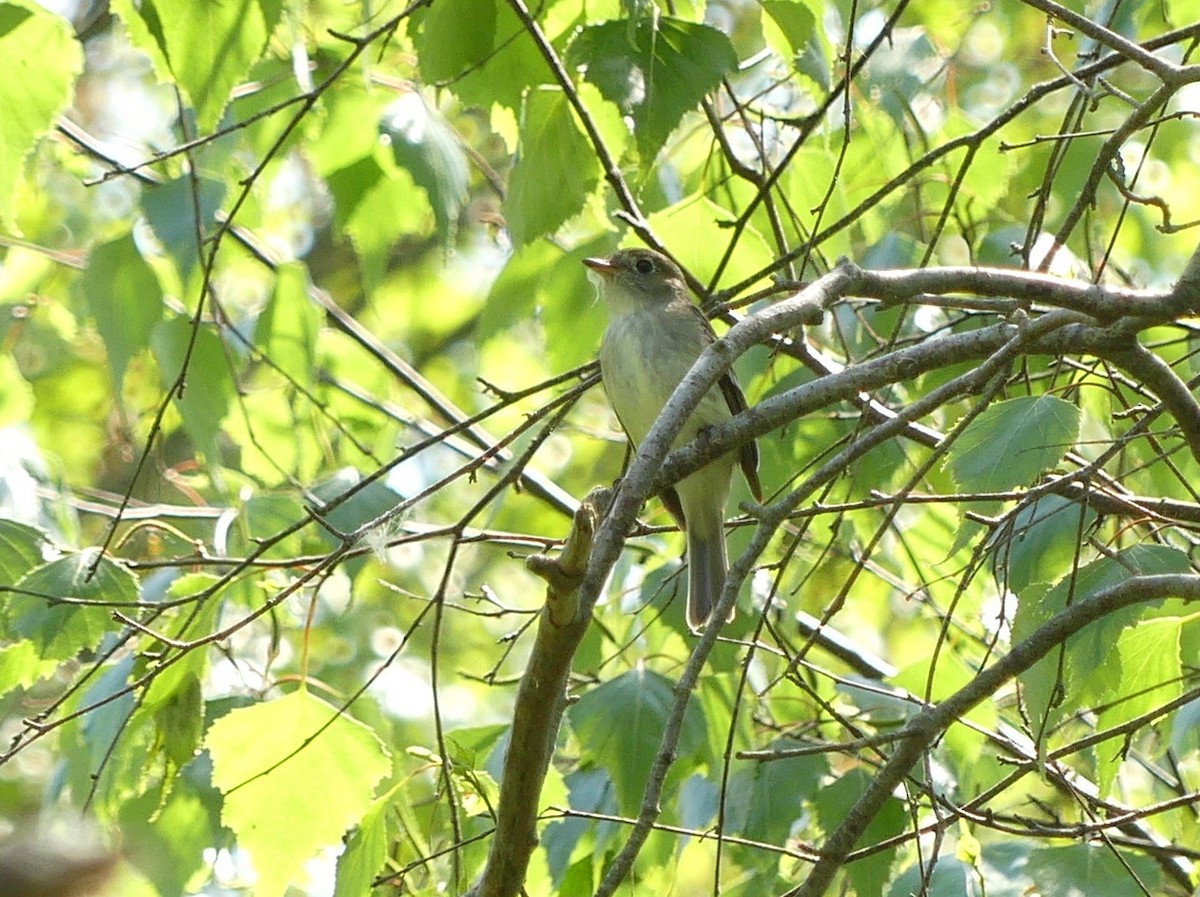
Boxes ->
[693,304,763,501]
[718,371,763,500]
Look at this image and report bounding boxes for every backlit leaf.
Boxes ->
[117,0,285,131]
[0,2,82,231]
[206,690,391,897]
[505,87,599,247]
[569,15,737,162]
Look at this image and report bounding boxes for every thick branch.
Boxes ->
[862,265,1176,320]
[664,262,1199,503]
[466,488,611,897]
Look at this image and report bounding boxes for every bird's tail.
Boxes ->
[687,527,730,632]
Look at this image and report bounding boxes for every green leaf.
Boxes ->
[570,15,737,162]
[307,468,403,540]
[328,154,424,297]
[505,87,600,247]
[409,0,497,83]
[1170,698,1200,758]
[1065,545,1188,687]
[9,549,139,660]
[0,517,47,585]
[150,315,236,460]
[761,0,830,89]
[534,244,610,371]
[762,0,816,57]
[205,689,392,897]
[644,198,776,286]
[109,0,169,82]
[567,668,707,815]
[334,795,391,897]
[409,0,543,111]
[82,234,164,390]
[380,94,469,248]
[1001,494,1095,595]
[79,655,141,798]
[307,86,390,176]
[862,232,921,269]
[119,0,285,132]
[237,493,310,559]
[446,724,509,767]
[140,573,222,712]
[0,351,34,427]
[542,768,618,886]
[979,842,1035,897]
[1095,615,1182,794]
[1025,844,1161,896]
[856,26,943,128]
[677,772,718,832]
[0,1,82,231]
[156,671,205,767]
[481,240,575,345]
[887,858,980,897]
[814,769,906,897]
[120,785,214,897]
[1014,545,1189,738]
[944,395,1081,492]
[140,176,227,282]
[257,262,320,390]
[727,742,827,845]
[0,639,59,698]
[1111,616,1183,722]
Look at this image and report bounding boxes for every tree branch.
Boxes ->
[783,573,1200,897]
[466,488,612,897]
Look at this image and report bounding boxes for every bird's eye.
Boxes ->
[634,257,655,274]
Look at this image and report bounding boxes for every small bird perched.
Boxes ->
[584,248,762,631]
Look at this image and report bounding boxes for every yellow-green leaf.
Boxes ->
[0,1,82,231]
[205,690,391,897]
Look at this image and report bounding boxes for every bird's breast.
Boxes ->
[600,308,732,447]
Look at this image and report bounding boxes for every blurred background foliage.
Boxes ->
[1,0,1199,895]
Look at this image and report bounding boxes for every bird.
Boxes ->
[584,248,762,631]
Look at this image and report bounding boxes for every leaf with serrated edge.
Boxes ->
[205,690,391,897]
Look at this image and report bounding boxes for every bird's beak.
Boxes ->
[583,256,616,277]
